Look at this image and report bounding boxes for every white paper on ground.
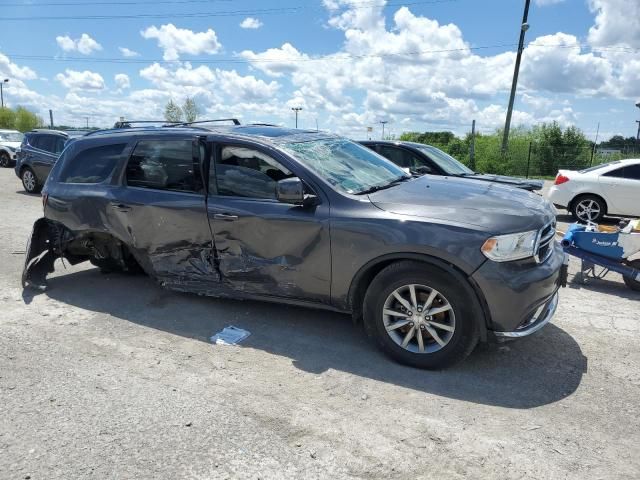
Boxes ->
[210,326,251,345]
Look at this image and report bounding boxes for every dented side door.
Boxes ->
[205,140,332,304]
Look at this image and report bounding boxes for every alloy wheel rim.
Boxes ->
[23,171,35,191]
[0,154,8,167]
[576,199,600,222]
[382,284,456,354]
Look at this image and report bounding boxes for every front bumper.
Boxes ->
[472,241,565,334]
[493,291,558,338]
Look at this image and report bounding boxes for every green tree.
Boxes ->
[0,107,17,129]
[14,106,42,132]
[164,99,183,122]
[182,97,199,123]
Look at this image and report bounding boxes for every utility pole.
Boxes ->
[85,117,89,129]
[49,110,54,128]
[501,0,531,155]
[636,102,640,149]
[0,79,9,108]
[590,121,600,166]
[291,107,302,128]
[379,120,388,140]
[469,119,476,170]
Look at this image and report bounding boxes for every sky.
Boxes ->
[0,0,638,141]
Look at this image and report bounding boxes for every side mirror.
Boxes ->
[276,177,305,205]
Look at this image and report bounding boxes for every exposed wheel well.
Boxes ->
[348,254,489,339]
[569,193,608,215]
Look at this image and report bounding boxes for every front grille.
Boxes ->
[535,220,556,264]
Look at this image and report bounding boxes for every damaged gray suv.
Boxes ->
[23,122,566,369]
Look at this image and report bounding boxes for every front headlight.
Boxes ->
[481,230,538,262]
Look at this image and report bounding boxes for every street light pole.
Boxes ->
[635,102,640,145]
[379,120,388,140]
[501,0,531,155]
[291,107,303,128]
[0,79,9,109]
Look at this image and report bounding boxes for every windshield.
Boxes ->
[282,138,409,194]
[414,145,474,175]
[0,132,24,142]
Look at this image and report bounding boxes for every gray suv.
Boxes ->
[14,129,86,193]
[23,123,566,369]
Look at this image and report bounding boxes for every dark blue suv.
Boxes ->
[15,129,86,193]
[22,122,565,369]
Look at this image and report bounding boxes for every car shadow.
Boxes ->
[15,190,40,197]
[568,272,640,299]
[33,268,587,410]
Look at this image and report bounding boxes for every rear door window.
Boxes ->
[377,146,421,169]
[60,143,127,184]
[126,139,199,192]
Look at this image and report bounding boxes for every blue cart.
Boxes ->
[561,222,640,291]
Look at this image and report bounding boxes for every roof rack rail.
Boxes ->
[113,120,179,129]
[168,118,241,127]
[247,123,279,127]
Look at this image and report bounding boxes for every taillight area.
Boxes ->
[554,174,570,185]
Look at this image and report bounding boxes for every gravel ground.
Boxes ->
[1,170,639,480]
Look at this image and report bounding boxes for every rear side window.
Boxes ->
[624,164,640,180]
[60,143,127,183]
[377,146,422,169]
[38,135,57,153]
[126,140,198,192]
[603,167,626,179]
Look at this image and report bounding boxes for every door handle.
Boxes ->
[110,202,131,212]
[213,213,238,221]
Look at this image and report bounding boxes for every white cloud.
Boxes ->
[588,0,640,48]
[240,17,263,29]
[0,51,37,80]
[114,73,131,89]
[119,47,140,58]
[217,70,280,101]
[56,33,102,55]
[55,69,105,90]
[521,33,612,95]
[141,23,221,61]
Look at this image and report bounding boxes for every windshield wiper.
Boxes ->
[355,176,412,195]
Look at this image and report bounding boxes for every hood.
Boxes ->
[368,175,555,233]
[470,173,543,191]
[0,141,21,150]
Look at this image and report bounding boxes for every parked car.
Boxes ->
[14,129,86,193]
[22,123,565,369]
[547,159,640,223]
[0,129,24,168]
[361,140,544,191]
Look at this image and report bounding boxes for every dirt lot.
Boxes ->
[1,169,639,479]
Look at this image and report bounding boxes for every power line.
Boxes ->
[4,42,636,67]
[3,0,235,5]
[0,0,459,20]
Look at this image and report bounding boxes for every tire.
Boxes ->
[21,167,41,194]
[623,259,640,292]
[0,152,11,168]
[571,194,606,223]
[363,261,480,369]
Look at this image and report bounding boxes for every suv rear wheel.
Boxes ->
[363,261,479,369]
[0,152,11,168]
[21,167,41,194]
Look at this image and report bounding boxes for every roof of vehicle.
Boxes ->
[77,124,337,147]
[28,129,88,138]
[359,140,437,149]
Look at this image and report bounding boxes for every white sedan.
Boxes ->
[547,158,640,222]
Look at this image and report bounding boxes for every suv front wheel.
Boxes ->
[363,261,479,369]
[21,167,41,194]
[0,152,11,168]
